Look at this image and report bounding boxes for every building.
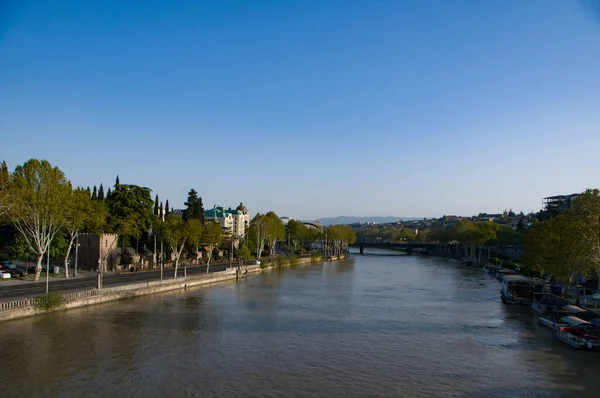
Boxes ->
[204,202,251,237]
[75,233,119,272]
[543,194,579,212]
[280,217,292,225]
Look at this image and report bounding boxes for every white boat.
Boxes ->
[539,315,590,331]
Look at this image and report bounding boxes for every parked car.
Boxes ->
[248,260,261,265]
[0,261,16,270]
[0,271,12,279]
[2,268,25,278]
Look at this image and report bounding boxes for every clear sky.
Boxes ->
[1,0,600,220]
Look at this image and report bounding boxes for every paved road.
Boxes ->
[0,263,230,301]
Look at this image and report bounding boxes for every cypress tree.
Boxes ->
[107,187,112,197]
[154,194,159,216]
[91,185,97,200]
[165,199,170,215]
[115,175,120,187]
[98,183,105,201]
[197,196,205,224]
[159,202,164,219]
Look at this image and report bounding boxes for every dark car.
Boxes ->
[2,268,25,278]
[0,261,16,270]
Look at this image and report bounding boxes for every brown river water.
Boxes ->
[1,249,599,397]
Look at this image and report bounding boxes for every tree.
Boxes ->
[7,159,70,281]
[162,214,202,279]
[249,213,269,260]
[398,227,415,242]
[264,211,285,264]
[154,194,159,216]
[91,186,97,201]
[61,188,92,278]
[286,219,308,252]
[202,221,223,272]
[573,189,600,291]
[105,183,154,266]
[523,212,588,289]
[97,183,105,201]
[183,189,204,223]
[416,229,431,242]
[0,160,11,217]
[165,199,170,215]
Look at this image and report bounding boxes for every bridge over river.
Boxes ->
[352,242,437,255]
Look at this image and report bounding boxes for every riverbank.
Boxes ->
[0,253,348,323]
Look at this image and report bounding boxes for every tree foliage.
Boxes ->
[183,188,205,223]
[162,214,203,278]
[105,183,154,239]
[202,221,223,270]
[7,159,71,281]
[0,160,11,217]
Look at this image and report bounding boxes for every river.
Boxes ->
[1,250,599,397]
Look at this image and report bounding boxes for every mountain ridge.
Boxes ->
[308,216,421,226]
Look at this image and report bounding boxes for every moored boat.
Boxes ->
[556,326,600,350]
[501,275,545,305]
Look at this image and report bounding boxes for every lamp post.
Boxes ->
[73,236,80,277]
[45,246,50,295]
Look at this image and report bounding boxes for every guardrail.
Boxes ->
[0,288,103,312]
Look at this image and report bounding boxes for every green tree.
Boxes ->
[61,187,92,278]
[97,183,105,201]
[249,213,269,260]
[165,199,170,215]
[286,219,308,252]
[573,189,600,291]
[105,183,154,266]
[91,186,97,201]
[7,159,70,281]
[183,189,204,223]
[523,212,588,290]
[162,214,202,279]
[0,160,11,217]
[264,211,285,264]
[202,221,223,272]
[154,194,159,216]
[398,227,415,242]
[416,229,431,242]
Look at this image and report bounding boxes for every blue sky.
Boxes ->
[1,0,600,220]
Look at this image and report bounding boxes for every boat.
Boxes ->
[556,325,600,350]
[500,275,545,305]
[531,293,569,314]
[539,314,590,331]
[538,312,567,330]
[496,269,515,280]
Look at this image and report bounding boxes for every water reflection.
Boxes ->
[1,254,600,397]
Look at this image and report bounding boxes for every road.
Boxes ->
[0,263,230,301]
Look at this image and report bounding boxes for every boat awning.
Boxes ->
[562,305,586,313]
[560,316,592,327]
[502,275,531,284]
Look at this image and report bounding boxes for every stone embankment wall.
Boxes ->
[0,254,349,322]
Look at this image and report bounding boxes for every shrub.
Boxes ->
[34,293,67,312]
[276,255,287,267]
[311,251,322,264]
[288,254,298,267]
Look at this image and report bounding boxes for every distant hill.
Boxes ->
[311,216,421,226]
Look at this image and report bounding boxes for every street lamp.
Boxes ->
[73,237,80,277]
[45,245,50,295]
